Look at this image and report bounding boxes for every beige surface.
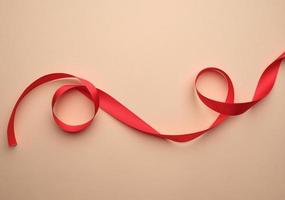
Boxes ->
[1,0,285,199]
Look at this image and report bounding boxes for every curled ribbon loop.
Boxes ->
[52,83,99,133]
[7,52,285,146]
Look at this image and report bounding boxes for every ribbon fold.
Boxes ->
[7,52,285,146]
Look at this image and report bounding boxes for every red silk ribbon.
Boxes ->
[7,52,285,146]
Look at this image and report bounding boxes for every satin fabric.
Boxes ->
[7,52,285,146]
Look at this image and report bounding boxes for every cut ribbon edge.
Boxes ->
[7,52,285,146]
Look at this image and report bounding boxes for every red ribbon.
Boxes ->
[7,52,285,146]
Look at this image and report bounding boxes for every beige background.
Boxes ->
[1,0,285,199]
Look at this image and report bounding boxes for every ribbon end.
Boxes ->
[7,124,18,147]
[8,142,17,147]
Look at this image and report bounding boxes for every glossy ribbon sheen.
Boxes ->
[7,52,285,146]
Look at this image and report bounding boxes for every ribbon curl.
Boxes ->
[7,52,285,146]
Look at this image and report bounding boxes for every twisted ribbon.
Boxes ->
[7,52,285,146]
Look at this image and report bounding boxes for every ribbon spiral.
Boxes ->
[7,52,285,146]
